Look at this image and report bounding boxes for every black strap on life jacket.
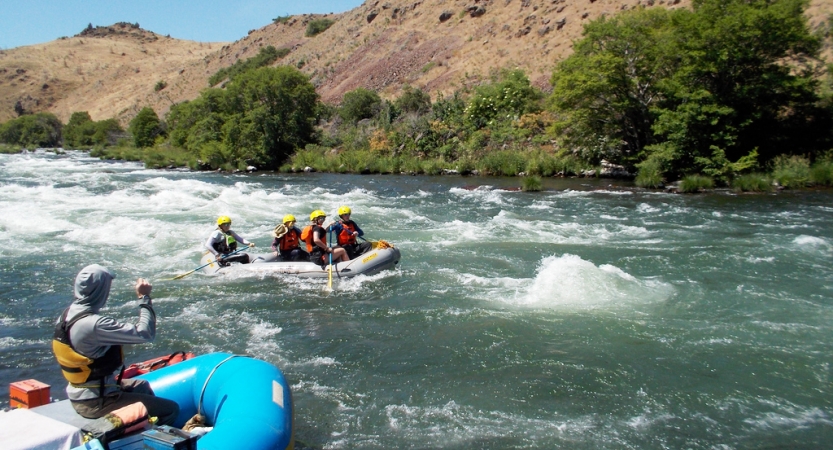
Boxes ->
[54,308,124,399]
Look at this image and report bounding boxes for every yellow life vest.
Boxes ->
[52,309,124,385]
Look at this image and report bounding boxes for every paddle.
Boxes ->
[326,228,334,291]
[168,246,250,280]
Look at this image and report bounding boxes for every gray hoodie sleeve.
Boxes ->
[69,306,156,358]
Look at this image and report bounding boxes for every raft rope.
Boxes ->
[197,354,251,417]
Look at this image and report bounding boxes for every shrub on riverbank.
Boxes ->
[3,0,831,194]
[810,158,833,187]
[0,112,62,148]
[63,112,123,148]
[522,176,543,192]
[772,155,811,188]
[0,143,24,154]
[91,144,194,169]
[732,173,774,192]
[679,175,714,193]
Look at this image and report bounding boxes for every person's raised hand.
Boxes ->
[135,278,152,298]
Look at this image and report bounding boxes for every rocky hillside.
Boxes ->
[0,0,831,125]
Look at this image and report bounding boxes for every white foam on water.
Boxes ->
[743,404,832,431]
[636,203,662,214]
[242,312,284,358]
[449,186,512,206]
[289,356,340,368]
[507,254,674,309]
[0,336,47,349]
[333,269,402,293]
[383,400,597,446]
[792,235,832,254]
[746,256,775,263]
[625,412,677,430]
[398,190,432,199]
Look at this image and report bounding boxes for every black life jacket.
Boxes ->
[52,308,124,386]
[212,230,238,254]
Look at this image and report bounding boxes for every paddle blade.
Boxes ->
[169,269,195,281]
[371,240,393,250]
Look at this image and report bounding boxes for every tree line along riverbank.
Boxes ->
[2,0,832,193]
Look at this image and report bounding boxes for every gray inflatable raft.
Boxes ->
[198,246,401,278]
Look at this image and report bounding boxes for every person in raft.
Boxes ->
[205,215,255,266]
[271,214,308,261]
[329,205,372,259]
[52,264,180,425]
[301,210,349,267]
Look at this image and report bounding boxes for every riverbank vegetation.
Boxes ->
[2,0,832,191]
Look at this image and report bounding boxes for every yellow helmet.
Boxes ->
[283,214,296,224]
[309,210,326,221]
[337,205,352,216]
[217,215,232,226]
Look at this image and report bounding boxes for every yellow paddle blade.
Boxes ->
[169,270,196,280]
[326,264,333,291]
[371,240,393,250]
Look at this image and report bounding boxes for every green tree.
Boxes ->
[166,89,227,149]
[394,85,432,115]
[91,119,123,146]
[652,0,830,173]
[0,113,62,147]
[167,66,319,169]
[548,0,831,179]
[466,69,542,130]
[208,46,287,87]
[129,107,162,148]
[549,8,678,166]
[339,88,382,124]
[306,19,334,37]
[63,111,96,148]
[224,66,319,167]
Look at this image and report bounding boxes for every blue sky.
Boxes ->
[0,0,365,49]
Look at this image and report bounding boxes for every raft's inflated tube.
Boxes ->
[138,352,293,450]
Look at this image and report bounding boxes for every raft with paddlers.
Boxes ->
[197,239,401,278]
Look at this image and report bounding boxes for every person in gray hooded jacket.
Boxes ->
[52,264,179,425]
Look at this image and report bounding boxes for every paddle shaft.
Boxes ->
[327,229,334,289]
[171,246,250,280]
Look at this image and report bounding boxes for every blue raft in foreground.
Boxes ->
[1,353,292,450]
[138,353,293,450]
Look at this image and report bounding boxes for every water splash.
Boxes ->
[512,254,674,309]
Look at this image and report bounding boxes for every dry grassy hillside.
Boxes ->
[0,1,831,126]
[0,22,224,124]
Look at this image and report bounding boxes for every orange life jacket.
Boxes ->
[279,228,300,251]
[301,225,327,252]
[337,220,358,246]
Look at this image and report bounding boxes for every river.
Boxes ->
[1,150,831,449]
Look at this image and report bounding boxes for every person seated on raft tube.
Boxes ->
[52,265,179,425]
[271,214,308,261]
[329,205,373,259]
[205,215,255,266]
[302,210,349,267]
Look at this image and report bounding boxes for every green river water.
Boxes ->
[0,150,831,449]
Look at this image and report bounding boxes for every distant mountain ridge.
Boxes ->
[0,0,830,125]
